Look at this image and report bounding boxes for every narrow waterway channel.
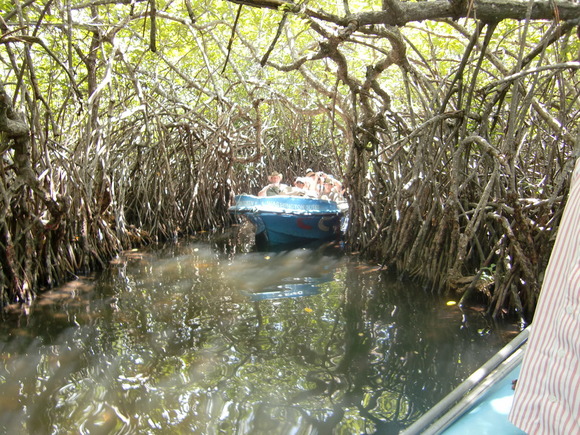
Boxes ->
[0,228,520,434]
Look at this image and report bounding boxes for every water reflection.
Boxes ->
[0,235,519,434]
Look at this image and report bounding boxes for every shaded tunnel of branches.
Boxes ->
[0,0,579,324]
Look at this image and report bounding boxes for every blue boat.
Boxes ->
[402,328,529,435]
[228,194,347,245]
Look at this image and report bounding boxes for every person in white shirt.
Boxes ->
[509,158,580,434]
[258,171,288,197]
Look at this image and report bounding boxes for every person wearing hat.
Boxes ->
[319,177,342,201]
[304,169,323,194]
[286,177,315,196]
[258,171,288,197]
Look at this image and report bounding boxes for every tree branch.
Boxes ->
[225,0,580,26]
[0,85,63,220]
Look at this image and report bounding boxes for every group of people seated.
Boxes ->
[258,169,345,202]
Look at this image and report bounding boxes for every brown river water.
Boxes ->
[0,227,521,434]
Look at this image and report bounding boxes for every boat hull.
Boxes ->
[228,194,346,245]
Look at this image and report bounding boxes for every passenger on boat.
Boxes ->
[300,176,314,192]
[303,168,345,199]
[258,171,288,197]
[318,178,333,200]
[285,177,310,196]
[331,177,344,196]
[305,169,319,192]
[315,171,327,193]
[293,177,307,190]
[319,177,343,201]
[305,169,326,194]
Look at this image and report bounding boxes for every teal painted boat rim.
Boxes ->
[402,328,529,435]
[441,362,525,435]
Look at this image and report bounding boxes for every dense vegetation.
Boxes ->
[0,0,578,322]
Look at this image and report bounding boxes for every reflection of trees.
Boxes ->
[264,264,507,433]
[0,242,510,433]
[275,266,419,434]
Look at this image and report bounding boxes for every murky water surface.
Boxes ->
[0,230,519,434]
